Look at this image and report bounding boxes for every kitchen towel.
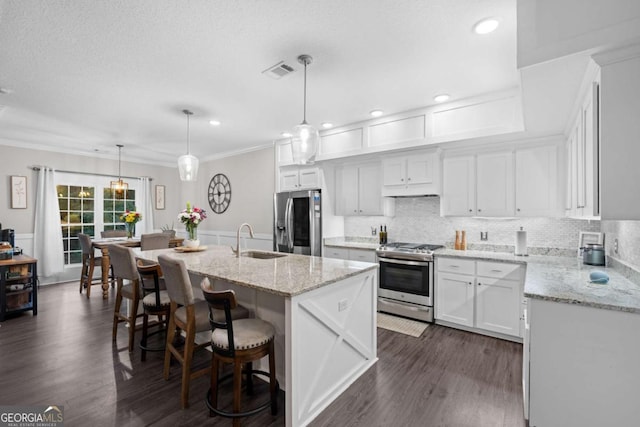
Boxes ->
[515,227,528,256]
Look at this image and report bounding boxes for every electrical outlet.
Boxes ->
[480,231,488,241]
[338,299,349,312]
[614,238,619,255]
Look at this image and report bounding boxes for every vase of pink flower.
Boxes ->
[178,202,207,248]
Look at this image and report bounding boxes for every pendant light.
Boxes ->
[291,54,319,165]
[110,144,128,193]
[177,109,199,181]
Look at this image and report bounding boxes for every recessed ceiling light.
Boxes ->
[209,120,221,126]
[321,122,333,129]
[473,18,499,35]
[434,94,450,103]
[281,132,292,138]
[370,110,383,118]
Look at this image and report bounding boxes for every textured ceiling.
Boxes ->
[0,0,524,165]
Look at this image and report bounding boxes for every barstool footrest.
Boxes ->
[205,369,279,419]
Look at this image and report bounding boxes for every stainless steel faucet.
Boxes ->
[232,223,254,257]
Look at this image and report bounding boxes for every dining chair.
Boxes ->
[78,233,112,298]
[110,244,143,352]
[101,229,127,238]
[140,232,172,251]
[201,281,279,426]
[157,254,250,409]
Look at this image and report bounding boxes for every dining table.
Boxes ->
[91,236,183,299]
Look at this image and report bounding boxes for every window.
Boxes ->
[103,188,136,232]
[55,173,140,266]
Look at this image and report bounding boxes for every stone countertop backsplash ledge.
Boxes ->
[437,248,640,314]
[324,236,380,250]
[443,242,577,258]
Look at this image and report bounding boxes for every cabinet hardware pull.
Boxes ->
[407,177,411,181]
[468,282,472,285]
[469,209,473,212]
[517,208,521,212]
[490,269,502,272]
[478,208,482,212]
[401,178,404,182]
[478,282,482,286]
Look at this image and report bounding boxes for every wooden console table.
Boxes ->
[0,255,38,321]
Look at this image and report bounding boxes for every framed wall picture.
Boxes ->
[155,185,165,210]
[11,176,27,209]
[578,231,604,257]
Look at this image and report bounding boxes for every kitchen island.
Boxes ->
[136,245,378,427]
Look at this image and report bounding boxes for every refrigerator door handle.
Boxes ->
[287,197,294,250]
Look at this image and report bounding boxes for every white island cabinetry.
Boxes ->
[137,246,378,427]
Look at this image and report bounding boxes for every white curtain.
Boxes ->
[139,177,154,233]
[33,167,64,276]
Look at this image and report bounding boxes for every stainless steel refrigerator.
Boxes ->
[274,189,322,256]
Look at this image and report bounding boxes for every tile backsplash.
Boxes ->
[601,220,640,272]
[344,197,601,250]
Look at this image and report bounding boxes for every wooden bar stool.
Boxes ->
[78,233,113,297]
[136,260,170,362]
[201,281,279,426]
[157,254,250,409]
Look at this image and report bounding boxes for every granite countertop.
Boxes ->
[435,249,640,313]
[324,237,380,250]
[135,245,378,297]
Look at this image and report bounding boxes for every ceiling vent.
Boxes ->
[262,61,296,79]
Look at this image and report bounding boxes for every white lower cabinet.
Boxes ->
[435,272,474,327]
[435,257,524,340]
[324,246,377,263]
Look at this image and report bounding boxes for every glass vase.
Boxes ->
[125,222,135,239]
[184,226,199,248]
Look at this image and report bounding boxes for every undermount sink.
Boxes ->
[240,251,286,260]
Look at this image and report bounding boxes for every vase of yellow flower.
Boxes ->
[178,202,207,248]
[120,210,142,239]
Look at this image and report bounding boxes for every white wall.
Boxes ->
[187,146,276,235]
[517,0,640,68]
[1,145,180,235]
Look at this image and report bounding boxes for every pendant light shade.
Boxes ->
[110,144,128,193]
[291,54,319,165]
[178,109,199,181]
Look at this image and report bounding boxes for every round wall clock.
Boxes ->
[208,173,232,214]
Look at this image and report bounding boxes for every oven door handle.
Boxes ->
[378,257,431,267]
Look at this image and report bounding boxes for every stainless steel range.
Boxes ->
[376,242,443,322]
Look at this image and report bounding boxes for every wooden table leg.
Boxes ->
[101,247,110,299]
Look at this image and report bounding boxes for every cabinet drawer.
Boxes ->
[324,247,349,260]
[437,257,475,275]
[349,249,377,263]
[476,261,524,281]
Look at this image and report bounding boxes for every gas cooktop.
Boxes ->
[376,242,444,261]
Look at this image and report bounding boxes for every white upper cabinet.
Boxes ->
[515,144,559,217]
[279,166,320,191]
[566,80,600,219]
[443,142,560,218]
[476,151,515,216]
[382,150,440,196]
[336,162,392,216]
[442,156,476,216]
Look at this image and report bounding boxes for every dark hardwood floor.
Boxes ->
[0,282,525,426]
